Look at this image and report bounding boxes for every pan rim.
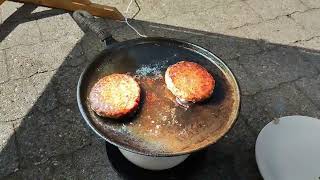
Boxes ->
[77,37,241,157]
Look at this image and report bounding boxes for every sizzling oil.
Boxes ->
[127,74,233,152]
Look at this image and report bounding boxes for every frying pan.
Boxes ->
[73,11,240,157]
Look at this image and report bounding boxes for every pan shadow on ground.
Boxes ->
[0,8,320,179]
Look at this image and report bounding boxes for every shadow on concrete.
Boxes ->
[0,3,66,42]
[1,8,320,180]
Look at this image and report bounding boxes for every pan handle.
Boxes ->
[72,10,116,44]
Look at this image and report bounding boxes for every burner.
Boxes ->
[105,142,207,180]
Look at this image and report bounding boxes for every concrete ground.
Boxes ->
[0,0,319,179]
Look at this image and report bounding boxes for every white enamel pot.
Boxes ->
[119,148,190,170]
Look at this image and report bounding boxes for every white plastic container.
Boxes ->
[119,148,190,170]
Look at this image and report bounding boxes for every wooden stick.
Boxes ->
[0,0,6,5]
[11,0,124,20]
[72,0,91,4]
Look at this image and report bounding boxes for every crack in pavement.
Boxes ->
[0,59,85,86]
[0,68,57,86]
[35,18,44,43]
[0,30,85,51]
[1,49,9,84]
[243,72,320,98]
[230,7,320,30]
[240,0,265,21]
[298,0,310,9]
[293,35,320,44]
[1,116,24,123]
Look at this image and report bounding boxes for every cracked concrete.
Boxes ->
[245,0,307,20]
[1,0,320,179]
[300,0,320,8]
[239,46,318,89]
[194,1,263,32]
[0,50,8,83]
[254,82,320,118]
[36,13,84,41]
[229,15,311,44]
[1,20,41,50]
[291,9,320,37]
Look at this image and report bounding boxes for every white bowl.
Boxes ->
[119,148,190,170]
[255,115,320,180]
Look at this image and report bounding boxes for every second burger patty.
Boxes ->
[165,61,215,103]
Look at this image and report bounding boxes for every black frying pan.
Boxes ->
[73,11,240,157]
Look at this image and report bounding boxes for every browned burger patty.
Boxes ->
[89,74,141,119]
[165,61,215,103]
